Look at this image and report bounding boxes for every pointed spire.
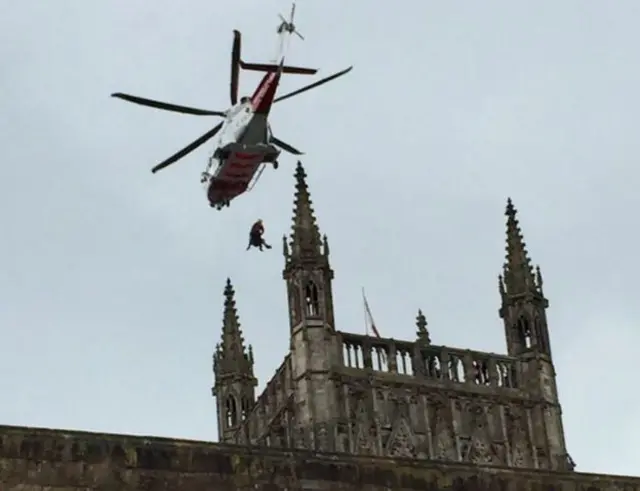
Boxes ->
[416,309,431,345]
[501,198,540,296]
[214,278,254,377]
[287,161,326,260]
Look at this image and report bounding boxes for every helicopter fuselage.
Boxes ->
[216,101,273,151]
[204,122,279,208]
[214,65,283,161]
[202,68,284,209]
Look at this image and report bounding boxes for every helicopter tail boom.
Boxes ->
[239,60,317,75]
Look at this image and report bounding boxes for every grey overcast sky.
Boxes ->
[1,0,638,477]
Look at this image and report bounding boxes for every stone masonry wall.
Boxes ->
[1,425,638,491]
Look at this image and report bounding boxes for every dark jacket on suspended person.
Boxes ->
[247,219,272,251]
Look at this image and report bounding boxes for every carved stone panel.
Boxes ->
[536,446,549,470]
[408,394,426,434]
[347,385,377,456]
[428,397,457,461]
[335,422,350,453]
[375,389,391,428]
[354,399,376,455]
[385,417,416,458]
[315,422,330,452]
[457,399,508,466]
[505,405,531,468]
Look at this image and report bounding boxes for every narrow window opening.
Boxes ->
[396,350,413,375]
[374,346,389,371]
[448,356,466,382]
[343,342,363,368]
[342,342,351,366]
[473,359,490,385]
[225,396,238,427]
[241,398,251,420]
[304,282,320,316]
[424,354,442,379]
[354,344,363,368]
[517,316,532,349]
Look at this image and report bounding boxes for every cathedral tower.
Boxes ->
[282,161,335,330]
[282,161,340,449]
[499,198,550,358]
[212,278,257,443]
[498,198,572,470]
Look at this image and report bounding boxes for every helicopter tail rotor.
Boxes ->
[277,2,304,40]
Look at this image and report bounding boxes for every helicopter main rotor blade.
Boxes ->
[151,122,224,174]
[271,136,303,155]
[230,30,241,105]
[112,93,226,117]
[273,66,353,104]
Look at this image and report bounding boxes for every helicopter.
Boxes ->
[111,3,352,210]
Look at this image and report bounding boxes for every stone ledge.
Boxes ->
[1,424,638,490]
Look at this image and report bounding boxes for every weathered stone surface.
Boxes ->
[1,424,639,490]
[213,168,576,473]
[5,169,638,489]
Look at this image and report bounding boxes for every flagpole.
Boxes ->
[362,287,369,336]
[361,288,387,366]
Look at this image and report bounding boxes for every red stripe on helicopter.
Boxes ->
[218,152,262,185]
[234,152,259,160]
[251,71,279,114]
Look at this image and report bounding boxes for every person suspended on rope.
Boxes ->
[246,219,272,251]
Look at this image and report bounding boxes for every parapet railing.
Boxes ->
[337,332,519,390]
